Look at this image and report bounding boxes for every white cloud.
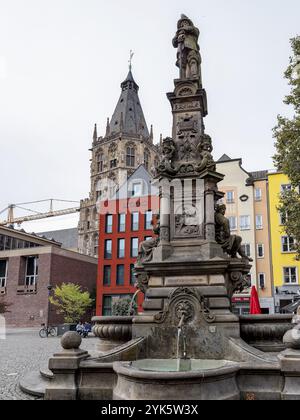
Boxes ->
[0,57,8,79]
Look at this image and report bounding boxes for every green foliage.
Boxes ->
[49,283,93,324]
[273,36,300,258]
[112,297,137,316]
[0,301,11,314]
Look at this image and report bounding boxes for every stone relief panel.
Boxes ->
[174,203,202,237]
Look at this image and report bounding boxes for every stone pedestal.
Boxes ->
[44,348,88,400]
[279,349,300,400]
[44,332,89,400]
[134,249,250,360]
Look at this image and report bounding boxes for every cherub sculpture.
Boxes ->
[156,137,177,176]
[195,134,216,173]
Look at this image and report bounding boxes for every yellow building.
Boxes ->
[268,172,300,312]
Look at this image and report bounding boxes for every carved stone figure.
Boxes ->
[172,15,201,81]
[228,272,251,299]
[195,134,216,173]
[135,272,150,295]
[137,215,160,264]
[215,204,253,261]
[175,205,200,235]
[156,137,177,176]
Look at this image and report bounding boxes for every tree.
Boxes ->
[273,36,300,258]
[0,301,12,314]
[49,283,93,324]
[112,297,137,317]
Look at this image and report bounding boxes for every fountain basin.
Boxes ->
[133,358,230,372]
[113,359,240,400]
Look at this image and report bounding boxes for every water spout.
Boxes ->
[128,290,140,316]
[177,315,191,371]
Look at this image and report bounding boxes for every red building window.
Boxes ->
[145,211,152,230]
[106,215,113,234]
[104,240,112,259]
[131,212,139,231]
[131,238,139,258]
[118,214,126,232]
[103,266,111,286]
[118,239,125,259]
[116,265,125,286]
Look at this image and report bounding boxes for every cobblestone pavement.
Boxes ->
[0,329,98,400]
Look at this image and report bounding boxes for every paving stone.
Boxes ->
[0,329,98,400]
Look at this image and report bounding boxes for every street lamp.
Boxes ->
[46,285,53,332]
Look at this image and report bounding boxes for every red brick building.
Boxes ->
[0,226,97,328]
[96,166,159,315]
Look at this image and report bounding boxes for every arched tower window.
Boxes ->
[126,147,135,167]
[97,153,104,173]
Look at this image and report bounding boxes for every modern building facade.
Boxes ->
[268,172,300,312]
[96,166,159,316]
[78,69,159,257]
[0,226,97,328]
[216,155,274,314]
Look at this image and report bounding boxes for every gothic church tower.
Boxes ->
[78,69,159,256]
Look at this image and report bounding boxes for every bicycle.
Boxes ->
[39,324,56,338]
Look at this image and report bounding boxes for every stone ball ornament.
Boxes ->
[61,332,82,350]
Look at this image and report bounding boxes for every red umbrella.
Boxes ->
[250,286,262,315]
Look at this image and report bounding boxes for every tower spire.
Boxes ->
[129,50,134,72]
[150,125,154,143]
[105,117,110,137]
[93,124,98,143]
[108,67,149,139]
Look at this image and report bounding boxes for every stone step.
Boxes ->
[19,371,49,398]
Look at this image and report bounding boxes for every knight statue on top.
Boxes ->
[173,14,202,81]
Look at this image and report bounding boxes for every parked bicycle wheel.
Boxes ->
[39,328,47,338]
[49,327,56,337]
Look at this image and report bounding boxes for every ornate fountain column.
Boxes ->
[133,15,252,361]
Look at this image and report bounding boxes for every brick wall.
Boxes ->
[0,250,97,328]
[0,254,51,328]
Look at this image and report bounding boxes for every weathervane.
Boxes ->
[129,50,134,71]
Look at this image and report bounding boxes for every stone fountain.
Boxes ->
[20,15,300,401]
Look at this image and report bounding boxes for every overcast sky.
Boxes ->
[0,0,299,232]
